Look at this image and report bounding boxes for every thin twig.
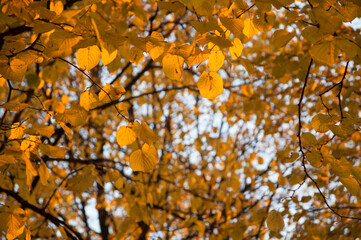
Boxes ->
[57,57,130,121]
[236,3,255,18]
[42,167,84,210]
[319,61,349,121]
[298,58,361,221]
[336,61,349,121]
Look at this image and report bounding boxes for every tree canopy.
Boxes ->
[1,0,361,239]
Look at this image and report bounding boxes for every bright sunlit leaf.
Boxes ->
[208,50,225,72]
[101,45,117,66]
[197,71,224,100]
[116,125,137,148]
[229,38,244,59]
[9,122,26,140]
[162,54,184,81]
[76,45,101,71]
[6,208,26,240]
[243,18,259,38]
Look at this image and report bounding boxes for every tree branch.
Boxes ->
[0,187,84,239]
[298,58,361,221]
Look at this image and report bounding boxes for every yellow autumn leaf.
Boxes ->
[22,150,38,177]
[0,58,28,82]
[129,47,144,65]
[149,45,165,60]
[206,35,233,49]
[114,176,124,189]
[76,45,101,71]
[306,151,322,168]
[309,40,338,66]
[52,100,65,113]
[133,121,158,144]
[253,10,275,32]
[0,154,16,166]
[266,210,284,233]
[146,31,165,51]
[21,135,41,153]
[50,0,64,15]
[39,144,66,158]
[220,17,244,35]
[90,18,117,66]
[53,105,88,127]
[186,49,210,67]
[66,166,96,193]
[80,91,99,111]
[157,1,186,16]
[59,122,73,140]
[229,38,244,59]
[243,18,259,38]
[24,124,55,138]
[190,20,221,34]
[197,71,224,100]
[98,83,125,103]
[116,125,137,148]
[271,30,296,49]
[351,167,361,183]
[26,227,31,240]
[208,50,225,72]
[6,208,26,240]
[340,177,360,195]
[3,102,30,111]
[302,132,318,146]
[162,54,184,81]
[39,158,50,185]
[9,122,26,140]
[101,44,117,66]
[129,143,158,172]
[241,84,254,97]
